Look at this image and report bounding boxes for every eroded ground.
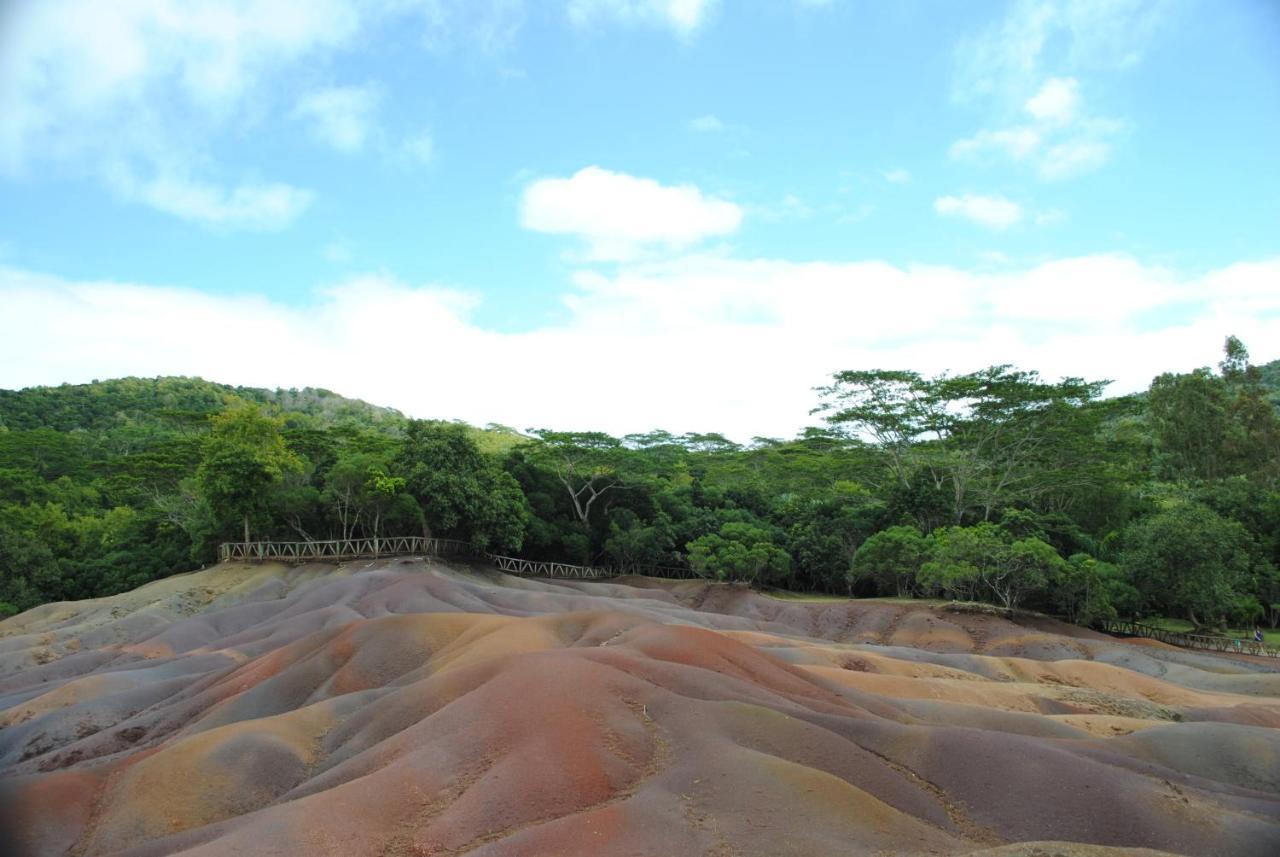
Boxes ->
[1,559,1277,856]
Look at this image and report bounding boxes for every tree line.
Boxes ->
[1,339,1277,631]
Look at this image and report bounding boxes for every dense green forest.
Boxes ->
[2,338,1277,632]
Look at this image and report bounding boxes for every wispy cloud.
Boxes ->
[567,0,719,37]
[688,114,726,133]
[294,85,382,153]
[949,2,1167,182]
[105,166,314,231]
[934,194,1023,230]
[950,77,1123,181]
[953,0,1172,105]
[0,0,361,226]
[881,168,912,184]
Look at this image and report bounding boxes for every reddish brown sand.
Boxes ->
[1,559,1277,856]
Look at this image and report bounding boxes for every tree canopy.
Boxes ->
[1,341,1278,631]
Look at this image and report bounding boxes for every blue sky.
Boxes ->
[2,1,1278,438]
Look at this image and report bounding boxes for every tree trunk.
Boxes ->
[243,514,250,545]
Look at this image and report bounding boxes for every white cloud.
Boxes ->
[688,114,726,133]
[949,127,1042,162]
[294,85,382,152]
[0,0,360,171]
[950,1,1166,180]
[950,77,1122,180]
[881,168,912,184]
[0,0,363,226]
[4,254,1276,440]
[934,194,1023,230]
[1025,76,1080,124]
[567,0,717,36]
[407,0,528,55]
[1039,138,1111,180]
[520,166,742,260]
[953,0,1171,104]
[106,168,313,230]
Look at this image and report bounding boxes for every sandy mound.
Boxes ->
[1,558,1278,856]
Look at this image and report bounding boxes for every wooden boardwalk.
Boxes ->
[1098,618,1278,658]
[218,537,703,581]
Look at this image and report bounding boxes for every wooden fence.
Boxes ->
[217,537,702,582]
[1097,618,1278,658]
[218,537,470,563]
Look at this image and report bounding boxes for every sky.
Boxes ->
[1,0,1278,440]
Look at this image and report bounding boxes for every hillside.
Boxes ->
[0,376,407,433]
[1,558,1277,856]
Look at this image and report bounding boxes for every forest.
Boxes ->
[1,337,1277,632]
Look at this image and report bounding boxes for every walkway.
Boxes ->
[218,537,703,581]
[1097,618,1278,658]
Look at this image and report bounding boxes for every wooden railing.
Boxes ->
[1097,618,1278,658]
[217,537,702,582]
[218,537,470,563]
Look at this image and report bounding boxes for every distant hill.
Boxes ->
[0,376,406,433]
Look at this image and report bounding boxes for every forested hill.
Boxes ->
[0,376,406,432]
[1,343,1278,636]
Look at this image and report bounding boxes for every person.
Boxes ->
[1256,628,1266,644]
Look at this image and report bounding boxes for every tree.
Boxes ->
[604,508,677,570]
[1052,553,1135,625]
[398,421,528,552]
[1148,337,1280,485]
[815,366,1107,528]
[196,407,299,544]
[1148,369,1229,481]
[850,525,929,597]
[1122,502,1259,628]
[781,485,884,591]
[687,522,791,585]
[527,430,626,532]
[920,522,1063,609]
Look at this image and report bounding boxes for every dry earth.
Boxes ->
[1,558,1278,856]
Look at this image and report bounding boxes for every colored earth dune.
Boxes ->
[1,559,1278,856]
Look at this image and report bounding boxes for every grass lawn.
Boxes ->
[1146,617,1280,647]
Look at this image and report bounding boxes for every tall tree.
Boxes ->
[196,407,299,544]
[398,421,528,552]
[527,430,626,532]
[1122,502,1259,628]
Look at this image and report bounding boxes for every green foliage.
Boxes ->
[398,421,527,552]
[1122,501,1262,628]
[851,525,929,597]
[197,406,300,543]
[687,522,792,585]
[3,346,1280,625]
[920,523,1065,609]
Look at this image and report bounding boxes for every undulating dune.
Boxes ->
[1,559,1278,856]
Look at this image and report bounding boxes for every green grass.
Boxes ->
[1146,617,1279,646]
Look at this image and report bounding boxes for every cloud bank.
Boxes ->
[4,255,1277,440]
